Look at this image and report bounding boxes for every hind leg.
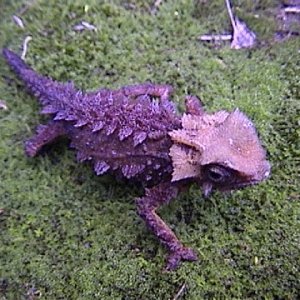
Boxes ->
[25,121,66,157]
[121,83,173,101]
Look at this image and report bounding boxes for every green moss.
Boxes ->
[0,0,299,299]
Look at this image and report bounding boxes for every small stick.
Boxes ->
[284,6,300,13]
[81,21,97,31]
[21,36,32,60]
[225,0,236,31]
[172,283,187,300]
[12,15,25,28]
[199,34,232,41]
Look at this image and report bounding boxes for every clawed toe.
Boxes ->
[165,247,198,271]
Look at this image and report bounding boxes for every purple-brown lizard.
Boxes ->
[2,48,271,270]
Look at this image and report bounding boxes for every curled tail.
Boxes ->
[2,48,77,111]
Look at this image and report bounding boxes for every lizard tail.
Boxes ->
[2,48,32,76]
[2,48,77,110]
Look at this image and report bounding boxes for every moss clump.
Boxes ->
[0,0,299,299]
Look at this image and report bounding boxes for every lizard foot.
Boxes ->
[164,247,198,271]
[24,140,39,157]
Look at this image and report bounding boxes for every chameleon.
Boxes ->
[2,48,270,270]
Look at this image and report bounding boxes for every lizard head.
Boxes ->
[169,109,270,196]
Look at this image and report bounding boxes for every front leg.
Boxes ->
[185,95,204,115]
[136,183,197,270]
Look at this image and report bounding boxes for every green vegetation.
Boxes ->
[0,0,299,299]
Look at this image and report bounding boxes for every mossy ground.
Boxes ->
[0,0,299,299]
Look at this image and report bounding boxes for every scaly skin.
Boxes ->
[3,48,270,270]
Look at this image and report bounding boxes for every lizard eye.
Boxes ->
[205,165,233,183]
[208,169,223,182]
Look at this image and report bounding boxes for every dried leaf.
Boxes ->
[73,21,97,31]
[225,0,256,49]
[231,17,256,49]
[12,15,25,28]
[198,0,256,49]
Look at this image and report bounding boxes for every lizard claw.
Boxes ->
[164,247,198,271]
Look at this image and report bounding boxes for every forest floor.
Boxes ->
[0,0,299,299]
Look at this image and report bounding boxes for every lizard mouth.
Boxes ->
[200,179,262,197]
[218,180,262,192]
